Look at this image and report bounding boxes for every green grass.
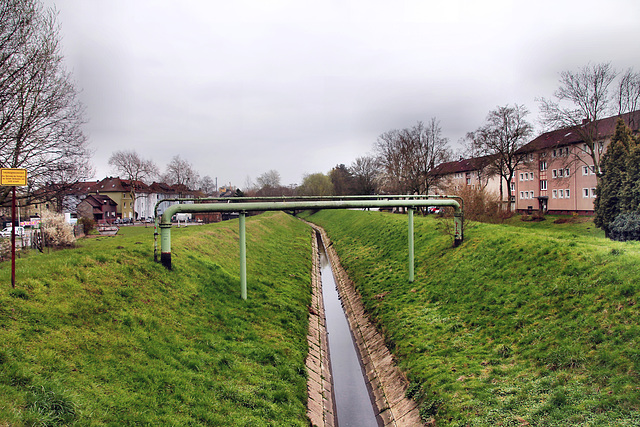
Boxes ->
[303,210,640,426]
[0,212,312,426]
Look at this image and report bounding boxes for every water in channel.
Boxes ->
[318,234,380,427]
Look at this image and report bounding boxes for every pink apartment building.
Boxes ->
[513,111,640,214]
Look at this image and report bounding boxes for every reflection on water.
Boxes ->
[319,235,379,427]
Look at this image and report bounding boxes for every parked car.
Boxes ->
[0,226,25,237]
[428,206,443,214]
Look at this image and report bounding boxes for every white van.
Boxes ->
[0,226,25,238]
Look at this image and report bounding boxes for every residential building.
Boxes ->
[514,110,640,214]
[430,154,509,202]
[77,194,118,223]
[91,177,136,220]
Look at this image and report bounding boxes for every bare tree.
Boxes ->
[467,104,533,209]
[0,0,92,205]
[538,63,619,177]
[109,150,158,216]
[256,169,281,189]
[109,150,158,184]
[349,155,380,195]
[254,170,294,196]
[375,119,451,194]
[198,175,216,195]
[163,155,199,189]
[617,68,640,126]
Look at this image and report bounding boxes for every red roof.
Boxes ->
[95,177,130,192]
[517,110,640,154]
[431,154,499,176]
[82,194,117,207]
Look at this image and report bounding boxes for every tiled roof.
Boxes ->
[431,154,499,176]
[95,177,130,192]
[83,194,117,207]
[517,110,640,154]
[122,179,150,192]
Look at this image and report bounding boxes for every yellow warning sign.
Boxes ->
[0,168,28,186]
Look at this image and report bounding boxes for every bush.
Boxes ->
[41,210,76,247]
[521,211,545,222]
[608,212,640,242]
[0,238,9,261]
[454,186,505,223]
[78,216,96,234]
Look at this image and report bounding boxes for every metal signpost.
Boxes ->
[1,168,28,288]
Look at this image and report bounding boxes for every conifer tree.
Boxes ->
[594,119,635,236]
[624,135,640,212]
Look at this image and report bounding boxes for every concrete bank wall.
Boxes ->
[306,222,423,426]
[306,228,336,427]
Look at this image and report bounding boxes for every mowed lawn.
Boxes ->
[304,209,640,426]
[0,212,313,426]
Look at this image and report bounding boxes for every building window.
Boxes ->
[559,189,564,198]
[583,188,589,198]
[530,172,534,180]
[590,165,596,175]
[540,180,547,190]
[540,161,547,171]
[558,169,564,177]
[566,189,570,199]
[583,166,589,175]
[530,191,535,199]
[520,173,524,181]
[466,177,471,185]
[552,190,557,199]
[565,147,570,156]
[565,168,570,177]
[591,187,596,198]
[511,183,515,192]
[520,191,524,199]
[552,169,557,178]
[552,149,557,157]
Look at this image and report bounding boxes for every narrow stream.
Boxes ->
[317,233,380,427]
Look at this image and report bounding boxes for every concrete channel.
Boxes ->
[306,223,423,427]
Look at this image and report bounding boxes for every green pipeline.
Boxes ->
[152,194,463,263]
[158,199,463,300]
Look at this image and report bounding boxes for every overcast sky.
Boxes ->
[46,0,640,188]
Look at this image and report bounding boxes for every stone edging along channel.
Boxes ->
[305,225,336,427]
[305,222,423,427]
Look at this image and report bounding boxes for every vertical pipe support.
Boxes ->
[239,212,247,300]
[159,223,172,270]
[153,218,159,263]
[453,211,464,247]
[408,207,414,283]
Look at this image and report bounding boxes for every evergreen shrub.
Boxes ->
[608,211,640,242]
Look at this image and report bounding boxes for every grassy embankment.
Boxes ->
[0,211,312,426]
[304,210,640,426]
